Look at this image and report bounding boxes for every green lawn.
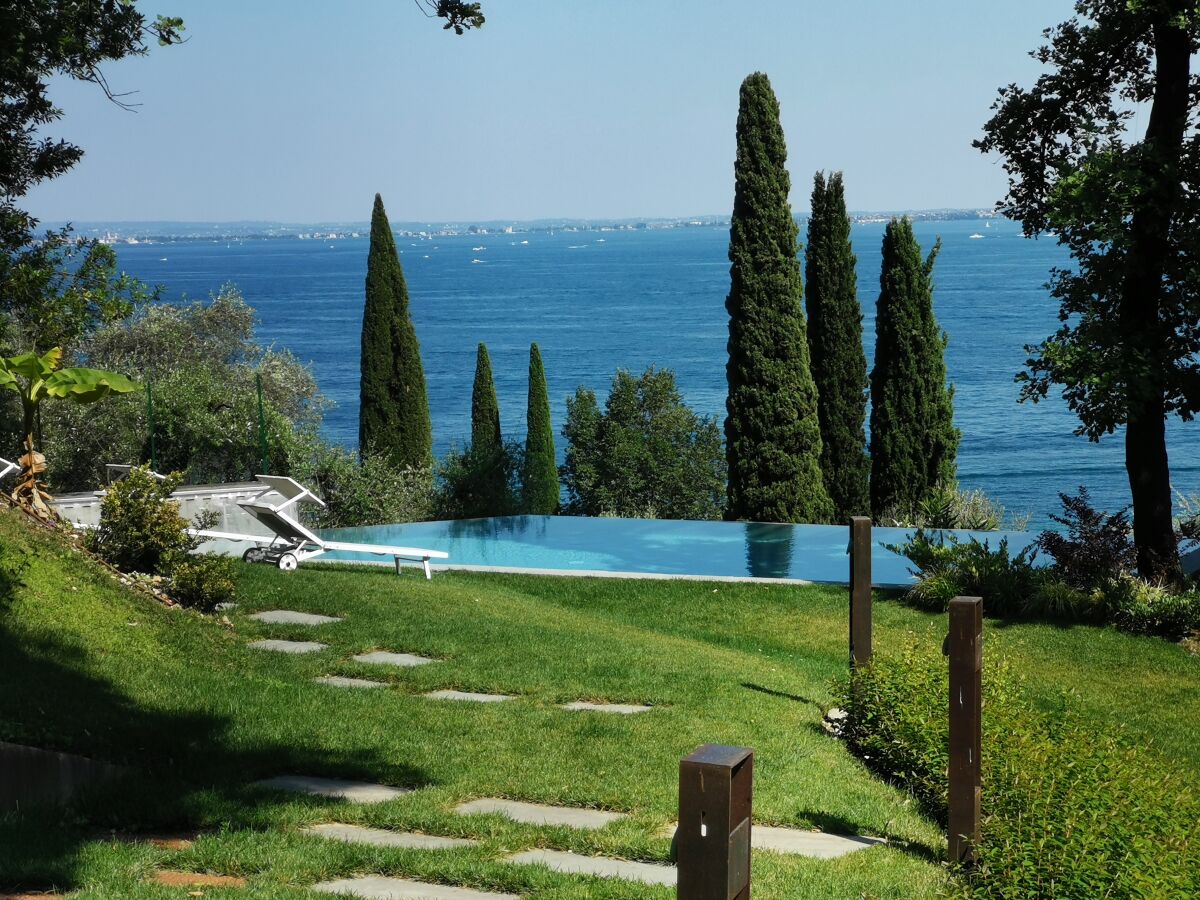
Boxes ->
[1,508,1196,898]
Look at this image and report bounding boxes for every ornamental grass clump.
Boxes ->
[838,645,1200,899]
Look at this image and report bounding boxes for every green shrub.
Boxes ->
[168,554,235,612]
[893,530,1046,616]
[86,466,192,573]
[289,438,435,528]
[1101,573,1200,639]
[1035,486,1136,590]
[434,441,521,520]
[881,483,1024,531]
[838,645,1200,898]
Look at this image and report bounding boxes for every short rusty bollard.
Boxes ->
[944,596,982,864]
[849,517,873,667]
[677,744,753,900]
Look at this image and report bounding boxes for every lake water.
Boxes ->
[110,219,1199,527]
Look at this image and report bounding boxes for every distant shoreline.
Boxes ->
[44,209,1004,244]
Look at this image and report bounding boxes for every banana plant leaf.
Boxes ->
[43,367,139,403]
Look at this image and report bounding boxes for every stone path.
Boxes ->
[753,825,885,858]
[353,651,436,667]
[454,798,624,830]
[250,610,343,625]
[560,701,652,714]
[661,822,884,858]
[315,676,389,689]
[249,639,327,654]
[254,775,412,804]
[306,823,477,849]
[424,690,512,703]
[312,877,518,899]
[506,849,676,887]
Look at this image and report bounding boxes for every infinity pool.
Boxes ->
[322,516,1037,587]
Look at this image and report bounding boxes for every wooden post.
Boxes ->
[677,745,753,900]
[946,596,982,864]
[849,517,873,667]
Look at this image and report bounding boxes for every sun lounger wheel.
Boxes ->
[242,547,265,564]
[277,552,298,572]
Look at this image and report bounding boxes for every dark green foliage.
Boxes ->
[562,366,726,520]
[470,343,501,455]
[1035,486,1136,590]
[359,194,432,470]
[0,1,183,256]
[869,217,959,520]
[1102,574,1200,640]
[289,443,435,528]
[805,171,869,521]
[724,73,832,524]
[435,440,522,520]
[838,645,1200,898]
[521,343,559,513]
[86,466,193,574]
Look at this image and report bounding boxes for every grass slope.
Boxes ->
[0,508,1195,898]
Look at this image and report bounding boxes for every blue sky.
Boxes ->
[27,0,1077,223]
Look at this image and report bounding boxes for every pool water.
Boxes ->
[322,516,1038,587]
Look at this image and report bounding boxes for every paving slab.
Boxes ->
[312,877,518,899]
[752,825,885,858]
[560,701,652,714]
[454,798,624,830]
[353,651,436,667]
[505,849,676,886]
[254,775,412,804]
[315,676,389,689]
[423,690,512,703]
[250,610,343,625]
[249,639,327,654]
[305,823,477,849]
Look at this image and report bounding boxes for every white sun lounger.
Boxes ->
[191,474,448,579]
[0,457,17,481]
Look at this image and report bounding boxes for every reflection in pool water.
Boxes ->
[322,516,1037,586]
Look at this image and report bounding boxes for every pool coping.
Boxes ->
[311,557,914,589]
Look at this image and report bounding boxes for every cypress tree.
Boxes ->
[358,193,432,469]
[869,217,959,519]
[805,171,870,521]
[724,72,833,524]
[471,342,501,455]
[522,342,559,513]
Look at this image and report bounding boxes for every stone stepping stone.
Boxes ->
[151,871,247,887]
[306,823,477,849]
[454,798,624,830]
[752,825,885,858]
[249,639,327,654]
[313,877,518,899]
[423,690,512,703]
[353,651,436,668]
[315,676,388,689]
[254,775,412,804]
[505,849,676,887]
[110,830,196,850]
[250,610,343,625]
[560,701,652,714]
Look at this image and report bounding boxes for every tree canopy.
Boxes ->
[976,0,1200,581]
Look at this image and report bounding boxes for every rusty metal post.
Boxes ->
[677,745,753,900]
[849,517,873,667]
[946,596,982,864]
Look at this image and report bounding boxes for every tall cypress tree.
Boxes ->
[522,342,559,513]
[359,193,432,469]
[869,217,959,519]
[724,72,832,524]
[805,171,870,521]
[471,342,501,455]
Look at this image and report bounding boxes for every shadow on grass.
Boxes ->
[740,682,822,711]
[0,620,429,891]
